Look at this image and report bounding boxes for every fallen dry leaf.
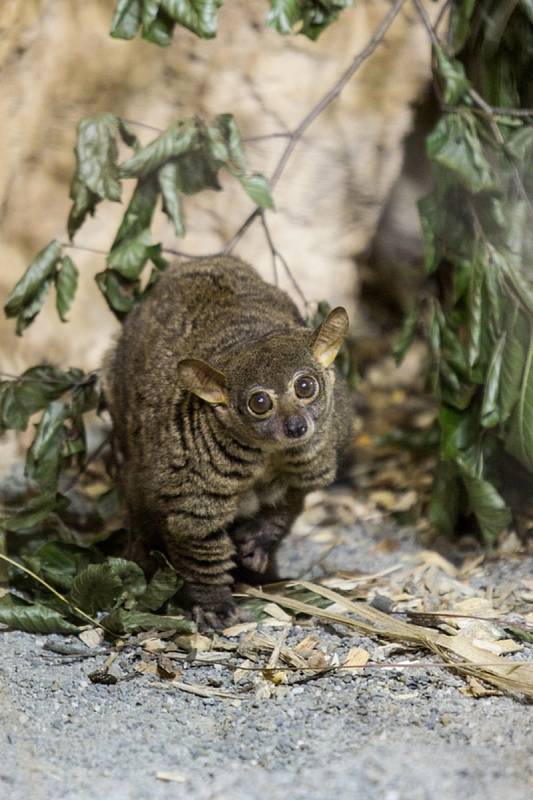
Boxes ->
[342,647,370,669]
[460,677,503,698]
[174,633,212,652]
[141,638,167,653]
[79,628,104,649]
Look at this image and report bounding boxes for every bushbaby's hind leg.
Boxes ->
[230,492,305,577]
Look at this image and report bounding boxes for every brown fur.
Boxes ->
[102,256,352,626]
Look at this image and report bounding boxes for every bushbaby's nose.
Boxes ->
[284,415,308,438]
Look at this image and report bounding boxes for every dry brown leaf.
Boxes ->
[244,583,533,699]
[262,602,292,622]
[134,660,159,676]
[409,550,458,577]
[174,633,212,652]
[293,634,320,655]
[369,490,397,510]
[157,655,178,679]
[471,638,523,655]
[460,677,503,698]
[142,638,167,653]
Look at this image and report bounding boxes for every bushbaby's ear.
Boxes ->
[311,307,349,367]
[178,358,228,405]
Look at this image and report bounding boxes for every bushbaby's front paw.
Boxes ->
[237,536,270,574]
[232,522,273,574]
[192,603,252,632]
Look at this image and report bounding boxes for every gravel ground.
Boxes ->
[1,515,532,800]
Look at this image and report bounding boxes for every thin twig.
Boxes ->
[224,0,409,254]
[120,117,164,133]
[62,431,112,493]
[243,132,293,144]
[61,242,110,257]
[259,211,310,311]
[62,241,212,263]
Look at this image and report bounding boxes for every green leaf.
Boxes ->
[211,115,274,208]
[0,594,79,634]
[95,270,137,318]
[108,557,147,601]
[75,113,122,201]
[142,0,162,29]
[466,251,484,369]
[393,305,419,365]
[506,126,533,164]
[417,193,440,273]
[448,0,476,52]
[4,240,62,321]
[107,229,152,279]
[25,401,68,489]
[68,563,123,615]
[459,466,512,545]
[142,10,175,45]
[267,0,352,40]
[0,365,83,432]
[435,46,471,105]
[480,332,506,428]
[3,492,65,534]
[24,541,98,592]
[505,330,533,473]
[499,306,528,422]
[55,256,79,322]
[239,173,274,209]
[110,0,143,39]
[137,567,181,611]
[160,0,222,38]
[114,175,160,247]
[119,120,197,179]
[67,178,100,240]
[101,608,195,634]
[428,461,461,536]
[439,404,478,461]
[159,161,185,236]
[268,0,301,34]
[15,280,52,336]
[175,149,221,194]
[427,113,496,193]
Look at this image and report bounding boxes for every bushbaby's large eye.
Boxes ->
[294,375,318,400]
[248,391,273,416]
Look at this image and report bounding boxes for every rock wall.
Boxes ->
[0,0,442,375]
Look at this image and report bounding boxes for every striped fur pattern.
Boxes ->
[103,256,352,625]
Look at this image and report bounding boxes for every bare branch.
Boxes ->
[224,0,409,254]
[119,117,164,133]
[259,211,309,311]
